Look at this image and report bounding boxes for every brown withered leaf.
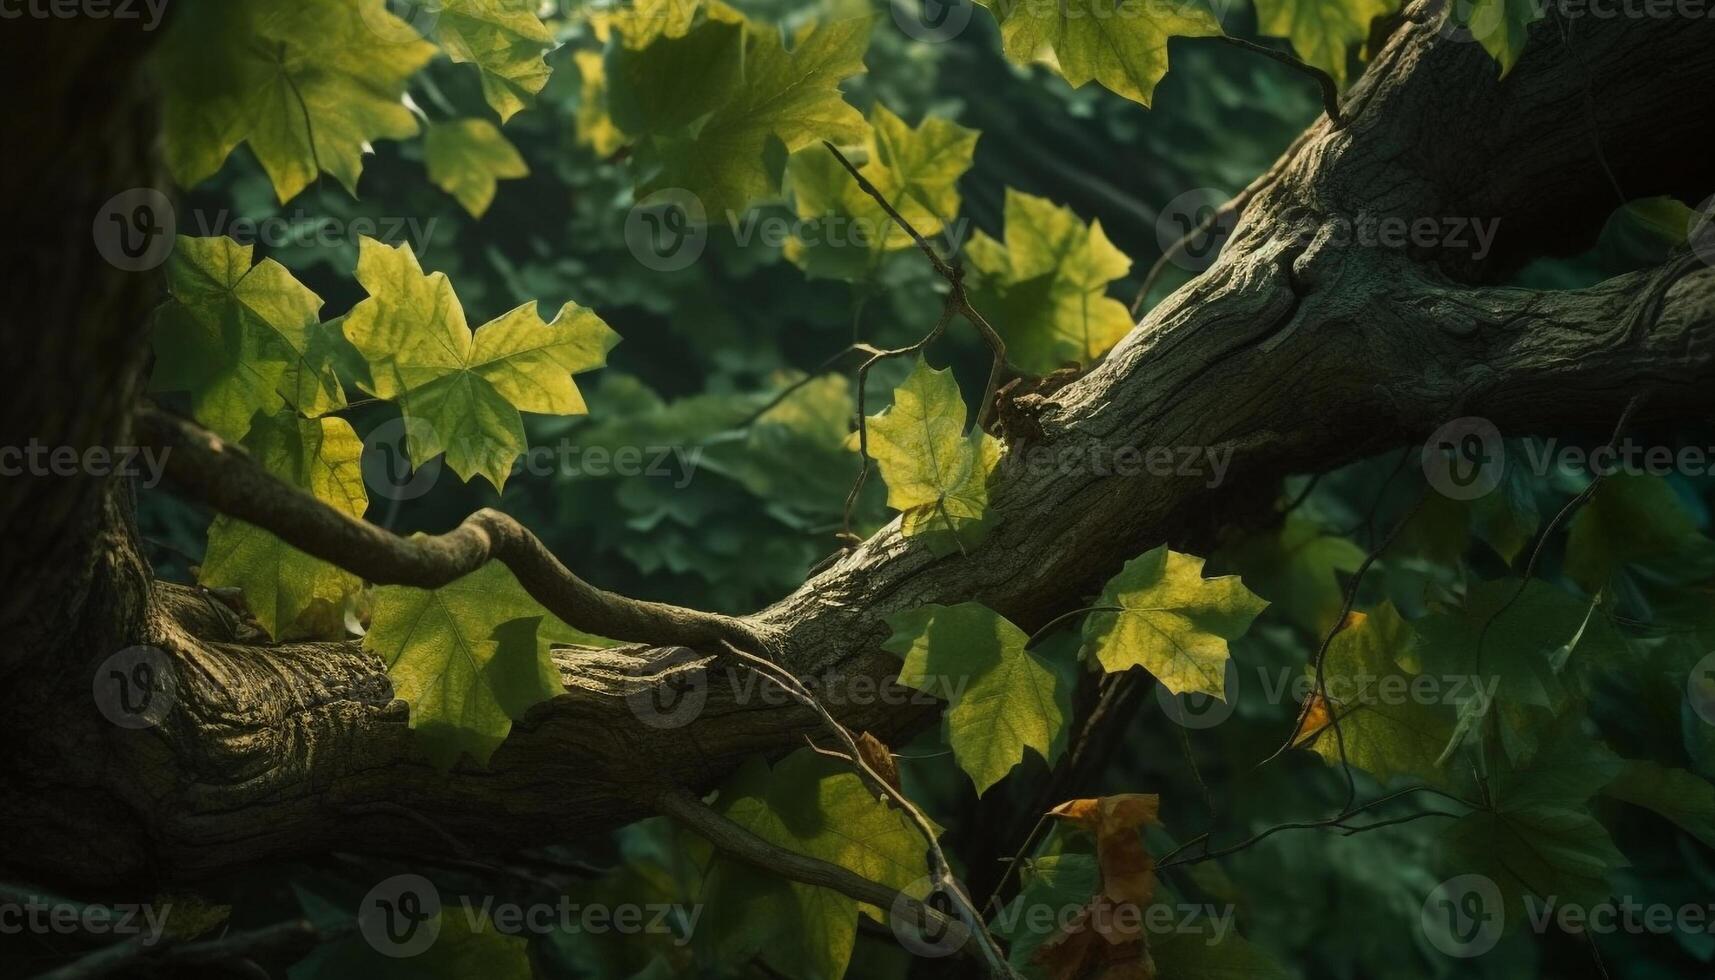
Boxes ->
[1290,690,1335,747]
[1032,895,1156,980]
[1048,794,1159,907]
[855,730,901,793]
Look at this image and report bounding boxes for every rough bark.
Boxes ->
[5,9,1715,888]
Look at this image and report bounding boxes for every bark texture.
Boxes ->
[5,9,1715,887]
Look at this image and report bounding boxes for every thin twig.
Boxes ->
[1211,36,1344,128]
[715,642,1019,978]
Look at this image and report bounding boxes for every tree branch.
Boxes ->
[134,405,763,652]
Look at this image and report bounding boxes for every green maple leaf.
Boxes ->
[700,752,931,980]
[1565,474,1700,592]
[424,119,530,218]
[1292,603,1454,785]
[1443,805,1626,910]
[884,602,1065,794]
[156,0,435,202]
[965,188,1135,374]
[572,51,626,157]
[604,15,744,138]
[200,412,367,639]
[980,0,1222,106]
[1604,761,1715,848]
[366,562,573,768]
[436,0,557,122]
[785,104,979,279]
[1254,0,1397,87]
[634,15,871,218]
[1215,516,1365,634]
[1459,0,1544,77]
[343,238,619,489]
[151,236,339,441]
[597,0,712,48]
[1083,544,1267,699]
[865,357,1000,552]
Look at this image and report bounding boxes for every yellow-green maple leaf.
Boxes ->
[701,752,934,978]
[865,357,999,552]
[155,0,435,202]
[572,51,626,157]
[436,0,557,121]
[150,236,338,441]
[343,238,619,489]
[1289,603,1454,785]
[785,105,979,279]
[424,119,530,217]
[1254,0,1397,87]
[1459,0,1543,77]
[981,0,1222,106]
[965,188,1135,374]
[200,412,366,639]
[635,16,871,218]
[885,603,1065,794]
[367,563,567,768]
[1083,544,1267,698]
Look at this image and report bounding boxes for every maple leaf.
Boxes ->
[1254,0,1397,87]
[572,51,626,157]
[1289,604,1454,785]
[699,751,932,979]
[965,189,1135,374]
[1084,544,1268,699]
[424,119,530,218]
[435,0,557,122]
[865,357,1000,552]
[884,602,1065,794]
[155,0,435,202]
[785,105,979,279]
[150,236,336,441]
[366,562,572,768]
[1458,0,1544,77]
[342,238,619,489]
[199,412,366,639]
[634,15,871,218]
[981,0,1222,106]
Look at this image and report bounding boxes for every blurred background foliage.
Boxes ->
[129,1,1715,978]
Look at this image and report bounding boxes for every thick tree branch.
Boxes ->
[135,406,764,652]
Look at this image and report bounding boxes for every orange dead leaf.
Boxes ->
[1033,895,1156,980]
[1048,794,1159,907]
[1291,690,1335,747]
[855,731,900,793]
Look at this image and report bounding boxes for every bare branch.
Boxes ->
[135,405,764,651]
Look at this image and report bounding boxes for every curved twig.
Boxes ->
[135,405,763,651]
